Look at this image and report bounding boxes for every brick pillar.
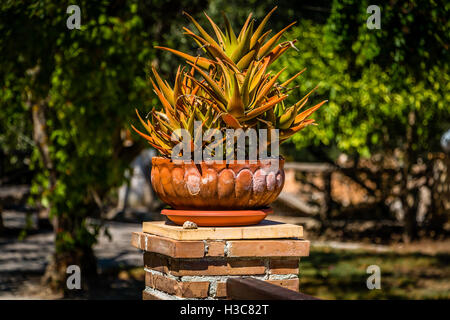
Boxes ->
[131,221,309,300]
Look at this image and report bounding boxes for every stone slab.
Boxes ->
[142,219,303,241]
[132,231,310,258]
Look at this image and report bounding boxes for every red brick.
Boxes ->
[178,280,210,298]
[144,253,169,273]
[142,290,163,300]
[228,240,310,257]
[206,241,225,257]
[144,252,267,276]
[269,258,299,275]
[145,272,210,298]
[131,232,145,250]
[145,272,177,295]
[216,282,227,298]
[169,258,266,276]
[144,254,300,277]
[131,232,205,258]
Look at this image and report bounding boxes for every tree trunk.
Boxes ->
[401,110,418,242]
[33,102,98,295]
[428,155,450,235]
[402,188,419,243]
[42,242,98,297]
[29,80,98,294]
[0,204,4,234]
[319,171,333,231]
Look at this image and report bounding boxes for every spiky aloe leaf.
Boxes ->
[292,84,319,111]
[231,19,254,63]
[221,113,242,129]
[221,12,237,53]
[241,61,255,107]
[237,12,253,42]
[244,94,288,120]
[250,6,277,48]
[183,28,235,67]
[226,73,245,117]
[250,67,286,108]
[149,77,178,128]
[183,11,221,49]
[258,21,296,59]
[184,74,227,113]
[280,119,316,141]
[186,62,228,106]
[173,66,184,106]
[203,12,227,48]
[237,46,258,70]
[278,104,297,129]
[135,110,173,152]
[249,57,270,92]
[280,68,306,88]
[293,100,327,125]
[155,46,214,70]
[131,124,154,143]
[266,41,296,65]
[151,67,174,106]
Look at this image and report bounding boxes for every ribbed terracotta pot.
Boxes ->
[150,157,285,210]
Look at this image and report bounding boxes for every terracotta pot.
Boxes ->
[150,157,285,210]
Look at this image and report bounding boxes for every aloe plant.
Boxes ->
[133,7,326,158]
[132,66,222,157]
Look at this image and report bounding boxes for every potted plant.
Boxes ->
[132,7,326,226]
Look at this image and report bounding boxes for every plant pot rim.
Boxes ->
[152,156,285,166]
[162,207,272,216]
[161,208,272,226]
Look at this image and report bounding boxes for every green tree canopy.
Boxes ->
[0,0,206,292]
[274,0,449,240]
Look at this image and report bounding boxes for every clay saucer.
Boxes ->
[161,208,273,227]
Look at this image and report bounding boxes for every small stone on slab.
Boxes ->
[182,221,198,229]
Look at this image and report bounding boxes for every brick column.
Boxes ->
[131,221,309,300]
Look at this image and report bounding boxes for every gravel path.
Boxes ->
[0,211,142,299]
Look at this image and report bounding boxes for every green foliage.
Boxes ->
[0,0,206,255]
[275,1,450,160]
[274,1,449,240]
[325,0,449,80]
[205,0,332,30]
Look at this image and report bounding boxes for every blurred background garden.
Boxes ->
[0,0,449,299]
